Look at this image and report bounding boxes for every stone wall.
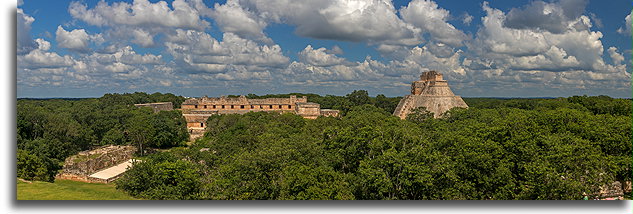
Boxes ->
[599,181,624,198]
[295,102,321,119]
[394,71,468,119]
[134,102,173,112]
[320,109,340,117]
[181,95,340,140]
[182,95,307,110]
[56,145,136,181]
[183,113,215,128]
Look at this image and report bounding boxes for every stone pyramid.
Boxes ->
[393,71,468,119]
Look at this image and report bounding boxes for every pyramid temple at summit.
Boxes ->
[393,71,468,119]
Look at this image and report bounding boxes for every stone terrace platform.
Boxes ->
[88,159,140,183]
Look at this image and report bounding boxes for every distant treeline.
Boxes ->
[113,94,631,200]
[464,95,632,116]
[17,92,189,182]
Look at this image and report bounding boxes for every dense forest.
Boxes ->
[17,92,632,200]
[17,92,189,182]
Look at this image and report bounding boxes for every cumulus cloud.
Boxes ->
[68,0,210,30]
[471,2,605,71]
[17,9,37,55]
[18,38,171,91]
[283,60,378,83]
[282,41,467,88]
[327,45,344,55]
[298,45,349,67]
[464,1,629,94]
[608,47,625,65]
[34,38,50,51]
[131,29,155,48]
[503,0,589,33]
[68,0,211,47]
[403,44,466,77]
[237,0,421,46]
[165,30,289,74]
[400,0,469,47]
[18,38,76,69]
[73,45,169,87]
[211,0,272,43]
[18,0,631,98]
[56,26,91,52]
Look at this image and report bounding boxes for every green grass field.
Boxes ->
[17,179,139,200]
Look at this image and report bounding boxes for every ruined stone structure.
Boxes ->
[181,95,339,140]
[393,71,468,119]
[134,102,173,112]
[56,145,136,183]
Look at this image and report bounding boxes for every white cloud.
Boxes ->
[237,0,421,46]
[56,26,91,52]
[68,0,211,47]
[463,1,630,94]
[160,80,172,87]
[462,13,474,26]
[211,0,271,43]
[589,13,603,28]
[18,0,631,98]
[405,44,465,75]
[617,12,631,35]
[469,2,604,72]
[298,45,349,67]
[17,8,37,55]
[19,44,167,90]
[18,38,76,69]
[282,41,468,88]
[68,0,210,30]
[400,0,468,47]
[165,30,289,74]
[131,29,155,48]
[327,45,344,55]
[34,38,50,51]
[503,0,589,33]
[608,47,625,65]
[78,46,163,74]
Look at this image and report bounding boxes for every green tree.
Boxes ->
[406,106,434,122]
[125,110,155,156]
[116,154,203,199]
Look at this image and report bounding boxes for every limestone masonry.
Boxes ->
[56,145,136,183]
[393,71,468,119]
[134,102,173,112]
[181,95,339,140]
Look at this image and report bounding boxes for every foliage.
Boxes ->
[406,106,434,122]
[18,92,631,200]
[117,96,630,200]
[17,149,55,182]
[17,92,189,182]
[116,153,203,200]
[242,91,401,115]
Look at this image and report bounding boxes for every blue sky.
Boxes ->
[17,0,632,98]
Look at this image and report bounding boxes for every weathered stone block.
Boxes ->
[394,71,468,119]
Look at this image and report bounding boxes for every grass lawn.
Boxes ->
[17,179,139,200]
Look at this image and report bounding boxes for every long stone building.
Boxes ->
[134,102,173,112]
[393,71,468,119]
[181,95,339,140]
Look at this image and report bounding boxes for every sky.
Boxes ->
[16,0,633,98]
